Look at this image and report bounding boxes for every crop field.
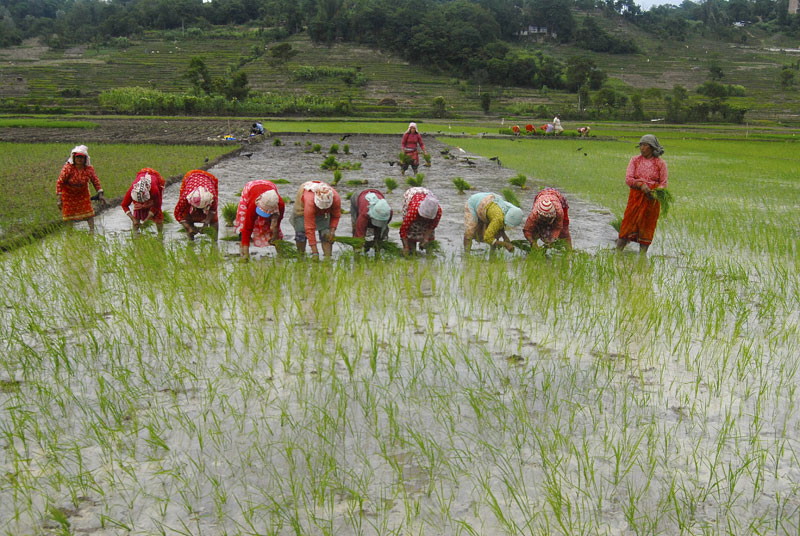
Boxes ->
[1,123,800,534]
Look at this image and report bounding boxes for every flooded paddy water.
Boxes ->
[2,134,800,535]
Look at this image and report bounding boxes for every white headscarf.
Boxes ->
[405,122,418,134]
[132,173,152,203]
[67,145,91,166]
[187,187,214,209]
[418,194,439,220]
[303,181,334,210]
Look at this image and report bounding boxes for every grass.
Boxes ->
[0,142,231,248]
[0,118,99,129]
[1,122,800,534]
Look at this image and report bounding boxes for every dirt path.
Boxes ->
[95,133,618,257]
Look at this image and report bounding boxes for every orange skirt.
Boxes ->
[61,183,94,221]
[619,189,660,245]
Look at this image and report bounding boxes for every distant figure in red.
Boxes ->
[234,179,285,259]
[578,126,591,137]
[523,188,572,251]
[525,124,533,133]
[616,135,668,255]
[173,169,219,241]
[56,145,106,233]
[121,167,165,236]
[400,187,441,256]
[400,122,428,175]
[512,125,521,135]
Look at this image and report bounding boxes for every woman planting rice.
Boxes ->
[350,188,392,252]
[174,169,219,241]
[400,122,428,176]
[523,187,572,251]
[616,135,668,255]
[234,180,285,260]
[463,192,523,253]
[56,145,105,233]
[121,168,165,237]
[293,180,341,259]
[400,187,441,256]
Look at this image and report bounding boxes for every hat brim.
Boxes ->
[255,206,271,218]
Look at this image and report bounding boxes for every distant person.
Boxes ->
[235,179,285,260]
[553,114,564,135]
[173,169,219,240]
[56,145,105,233]
[578,126,591,137]
[616,135,668,255]
[400,187,441,256]
[292,180,341,258]
[251,122,265,135]
[463,192,523,253]
[350,188,392,252]
[400,122,428,175]
[523,188,572,251]
[542,123,554,134]
[121,167,165,236]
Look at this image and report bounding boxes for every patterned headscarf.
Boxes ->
[534,195,557,220]
[68,145,91,166]
[418,194,439,220]
[256,190,280,215]
[187,187,214,209]
[309,182,334,210]
[639,134,664,157]
[132,172,152,203]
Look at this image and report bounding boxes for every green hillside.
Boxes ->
[0,21,798,123]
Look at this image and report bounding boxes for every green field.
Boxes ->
[2,123,800,533]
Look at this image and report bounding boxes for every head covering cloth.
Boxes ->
[418,194,439,220]
[405,122,418,134]
[639,134,664,157]
[187,187,214,209]
[67,145,91,166]
[132,172,152,203]
[256,189,280,215]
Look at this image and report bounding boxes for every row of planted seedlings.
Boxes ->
[2,226,800,534]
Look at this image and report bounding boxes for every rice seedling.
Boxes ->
[398,152,414,167]
[500,188,521,208]
[273,138,283,146]
[452,177,472,194]
[389,221,402,229]
[222,202,237,226]
[320,155,339,170]
[423,153,432,167]
[652,188,674,216]
[332,170,342,186]
[334,236,366,249]
[346,179,368,186]
[511,239,531,252]
[343,144,350,154]
[313,144,322,153]
[272,178,291,184]
[407,173,425,187]
[384,178,398,193]
[509,173,528,189]
[329,143,339,154]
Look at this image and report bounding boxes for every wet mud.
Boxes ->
[95,133,619,257]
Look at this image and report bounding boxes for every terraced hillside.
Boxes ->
[0,23,798,122]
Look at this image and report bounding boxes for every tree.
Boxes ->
[186,57,212,96]
[481,92,491,112]
[432,96,447,118]
[565,56,606,92]
[268,42,297,65]
[780,66,796,87]
[708,62,724,80]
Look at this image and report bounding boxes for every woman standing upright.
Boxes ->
[400,122,428,176]
[616,135,668,255]
[56,145,105,233]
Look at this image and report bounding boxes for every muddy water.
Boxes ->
[96,134,618,256]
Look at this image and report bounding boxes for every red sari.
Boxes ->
[618,155,668,246]
[56,164,102,221]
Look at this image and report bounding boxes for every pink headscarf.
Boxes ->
[405,122,418,134]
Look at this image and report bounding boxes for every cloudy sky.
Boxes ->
[637,0,684,10]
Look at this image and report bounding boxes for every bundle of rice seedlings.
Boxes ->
[222,202,237,226]
[346,179,368,186]
[332,170,342,186]
[453,177,472,194]
[652,188,673,216]
[320,155,339,170]
[509,173,528,189]
[407,173,424,187]
[376,241,403,255]
[345,192,353,200]
[389,221,402,229]
[423,153,432,167]
[511,239,531,252]
[385,178,398,193]
[273,239,300,258]
[273,138,283,146]
[272,178,290,184]
[161,212,174,224]
[398,152,413,166]
[329,143,339,154]
[500,188,521,209]
[334,236,366,249]
[220,234,240,242]
[343,144,350,154]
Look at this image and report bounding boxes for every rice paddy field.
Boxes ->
[1,123,800,535]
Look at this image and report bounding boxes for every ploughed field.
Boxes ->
[2,124,800,535]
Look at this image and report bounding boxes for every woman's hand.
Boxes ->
[126,212,136,223]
